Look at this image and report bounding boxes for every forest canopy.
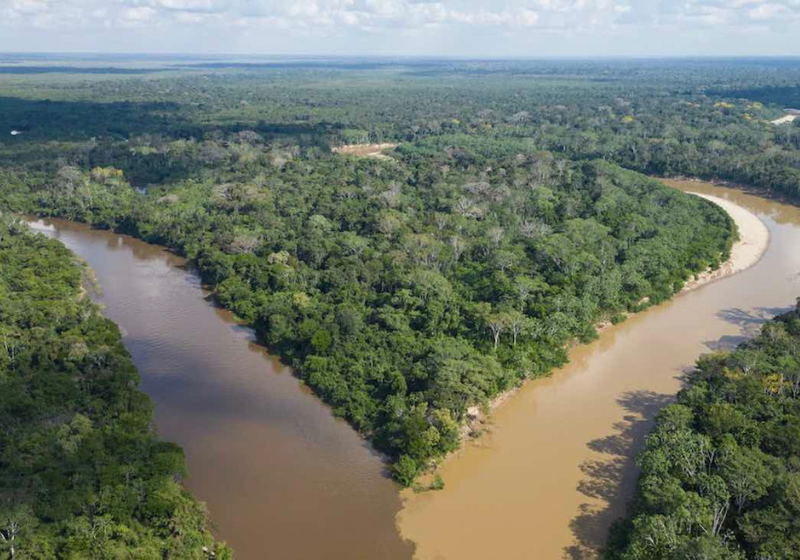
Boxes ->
[3,132,735,484]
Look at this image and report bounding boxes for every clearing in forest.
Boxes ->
[770,114,797,125]
[332,143,399,159]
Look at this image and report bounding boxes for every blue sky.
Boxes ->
[1,0,799,57]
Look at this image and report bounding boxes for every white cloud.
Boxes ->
[0,0,798,54]
[10,0,53,14]
[520,8,540,25]
[0,0,635,30]
[748,2,787,19]
[618,0,800,27]
[155,0,219,10]
[121,5,157,23]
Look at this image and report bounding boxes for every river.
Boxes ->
[26,180,800,560]
[396,180,800,559]
[26,218,415,560]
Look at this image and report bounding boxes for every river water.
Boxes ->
[27,180,800,560]
[397,180,800,559]
[26,219,415,560]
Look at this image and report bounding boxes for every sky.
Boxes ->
[0,0,799,57]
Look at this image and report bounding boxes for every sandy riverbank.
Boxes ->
[680,193,769,292]
[770,114,797,125]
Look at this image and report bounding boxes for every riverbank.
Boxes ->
[679,193,769,292]
[408,187,771,502]
[445,191,771,465]
[26,217,415,560]
[397,181,795,560]
[3,219,230,558]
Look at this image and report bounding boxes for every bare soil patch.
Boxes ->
[332,143,398,159]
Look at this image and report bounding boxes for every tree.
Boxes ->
[55,165,82,195]
[488,226,504,248]
[228,230,262,254]
[720,444,773,514]
[487,313,509,350]
[449,235,467,262]
[392,455,419,487]
[494,250,516,273]
[514,276,545,311]
[0,503,36,560]
[696,474,731,538]
[507,310,527,346]
[311,329,333,354]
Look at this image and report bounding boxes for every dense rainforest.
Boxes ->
[0,57,796,491]
[0,217,230,558]
[7,56,800,486]
[2,132,735,484]
[1,58,799,199]
[604,301,800,559]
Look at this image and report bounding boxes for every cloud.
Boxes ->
[0,0,626,30]
[617,0,800,27]
[747,2,788,20]
[0,0,798,54]
[154,0,223,12]
[9,0,53,14]
[122,6,157,22]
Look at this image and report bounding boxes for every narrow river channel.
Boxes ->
[26,218,416,560]
[26,180,800,560]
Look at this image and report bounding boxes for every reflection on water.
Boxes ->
[27,218,415,560]
[398,181,800,560]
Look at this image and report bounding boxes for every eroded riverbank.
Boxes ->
[397,181,800,559]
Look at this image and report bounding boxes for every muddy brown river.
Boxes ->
[27,180,800,559]
[27,218,415,560]
[397,180,800,559]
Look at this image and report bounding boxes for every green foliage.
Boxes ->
[0,218,229,559]
[16,151,733,486]
[3,59,770,487]
[605,300,800,559]
[392,456,420,488]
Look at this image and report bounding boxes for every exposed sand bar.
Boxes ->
[397,184,780,560]
[681,193,770,293]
